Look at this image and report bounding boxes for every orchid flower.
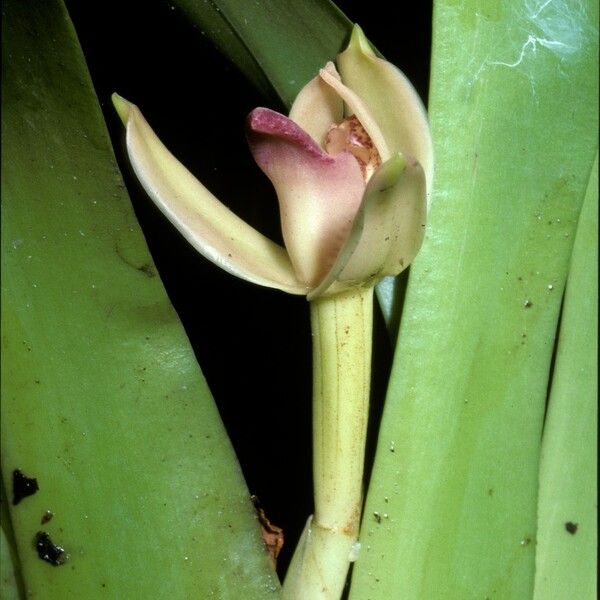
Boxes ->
[113,24,432,600]
[112,25,432,301]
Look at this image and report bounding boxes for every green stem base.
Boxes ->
[283,287,373,600]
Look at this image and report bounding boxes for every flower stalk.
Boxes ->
[283,287,373,599]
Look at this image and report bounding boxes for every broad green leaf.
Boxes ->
[534,154,597,599]
[1,1,279,597]
[168,0,351,107]
[350,1,598,599]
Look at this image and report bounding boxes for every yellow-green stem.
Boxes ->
[283,287,373,600]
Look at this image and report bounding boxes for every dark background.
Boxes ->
[65,0,432,576]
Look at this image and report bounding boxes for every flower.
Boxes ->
[112,25,433,300]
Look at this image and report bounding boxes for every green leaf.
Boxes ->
[534,154,597,599]
[169,0,351,107]
[350,1,598,598]
[1,1,279,597]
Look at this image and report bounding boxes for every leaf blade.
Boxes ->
[534,154,598,599]
[1,1,280,597]
[350,0,599,597]
[169,0,352,107]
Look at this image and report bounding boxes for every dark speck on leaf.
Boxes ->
[41,511,54,525]
[35,531,68,566]
[373,512,381,524]
[524,300,533,308]
[137,263,155,277]
[565,521,578,534]
[12,469,39,505]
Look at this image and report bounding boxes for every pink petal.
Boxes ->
[247,108,365,287]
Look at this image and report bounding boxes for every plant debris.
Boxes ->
[251,495,284,569]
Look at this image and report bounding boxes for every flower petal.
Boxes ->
[289,62,343,147]
[308,153,426,300]
[112,94,306,295]
[337,25,434,203]
[318,62,391,161]
[246,107,365,287]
